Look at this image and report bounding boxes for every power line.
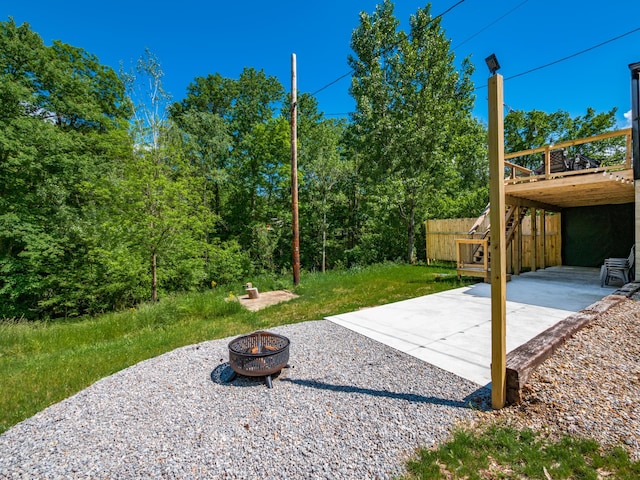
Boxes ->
[504,26,640,82]
[475,25,640,90]
[322,20,640,116]
[308,0,468,98]
[453,0,528,50]
[432,0,466,23]
[310,70,352,97]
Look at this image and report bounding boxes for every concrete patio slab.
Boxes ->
[326,266,617,386]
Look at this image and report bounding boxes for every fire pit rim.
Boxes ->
[227,330,290,384]
[227,330,290,357]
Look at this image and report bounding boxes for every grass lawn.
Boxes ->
[0,261,464,434]
[401,423,640,479]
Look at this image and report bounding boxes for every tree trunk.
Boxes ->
[322,205,327,273]
[149,181,158,303]
[349,181,358,250]
[407,196,416,264]
[214,183,221,217]
[151,247,158,303]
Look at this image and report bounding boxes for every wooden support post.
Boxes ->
[488,73,506,409]
[540,209,546,269]
[544,146,551,178]
[531,208,537,272]
[514,207,522,275]
[425,220,430,265]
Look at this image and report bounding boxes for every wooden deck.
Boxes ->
[504,129,634,210]
[456,129,634,281]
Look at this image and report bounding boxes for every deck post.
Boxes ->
[540,210,546,269]
[514,207,522,275]
[544,146,551,178]
[488,73,507,409]
[531,208,537,272]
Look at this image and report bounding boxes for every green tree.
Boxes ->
[429,116,489,219]
[171,68,288,269]
[299,116,348,272]
[169,84,260,285]
[239,117,291,272]
[176,111,230,217]
[113,50,214,303]
[505,107,621,169]
[0,19,131,318]
[348,1,481,263]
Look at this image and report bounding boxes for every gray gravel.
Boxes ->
[0,320,488,479]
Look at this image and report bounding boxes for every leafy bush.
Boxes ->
[206,240,253,285]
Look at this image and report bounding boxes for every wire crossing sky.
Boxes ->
[6,0,640,126]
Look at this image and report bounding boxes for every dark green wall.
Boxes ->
[561,203,634,267]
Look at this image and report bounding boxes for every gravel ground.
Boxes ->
[0,320,488,479]
[4,289,637,479]
[483,290,640,459]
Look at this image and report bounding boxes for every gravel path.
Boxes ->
[0,320,488,479]
[483,290,640,459]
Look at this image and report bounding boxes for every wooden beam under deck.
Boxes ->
[506,168,635,209]
[505,195,560,212]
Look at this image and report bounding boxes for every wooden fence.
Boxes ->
[425,213,562,269]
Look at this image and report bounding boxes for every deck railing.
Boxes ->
[455,238,489,281]
[503,128,632,184]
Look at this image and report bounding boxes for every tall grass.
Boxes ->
[262,261,464,324]
[0,290,257,433]
[0,262,468,434]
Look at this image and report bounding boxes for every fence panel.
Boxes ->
[425,214,561,267]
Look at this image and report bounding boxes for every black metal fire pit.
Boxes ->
[228,331,290,388]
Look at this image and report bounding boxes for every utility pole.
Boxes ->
[291,54,300,286]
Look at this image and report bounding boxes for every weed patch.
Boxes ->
[402,424,640,479]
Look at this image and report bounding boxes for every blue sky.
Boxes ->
[5,1,640,127]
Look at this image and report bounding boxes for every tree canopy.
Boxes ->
[348,0,486,262]
[505,107,622,168]
[0,19,131,317]
[0,12,626,320]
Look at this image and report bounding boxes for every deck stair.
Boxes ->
[457,203,528,280]
[469,204,528,262]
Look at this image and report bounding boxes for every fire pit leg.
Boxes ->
[265,375,273,389]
